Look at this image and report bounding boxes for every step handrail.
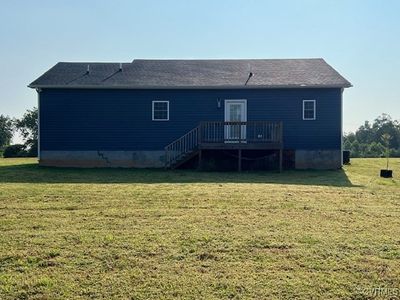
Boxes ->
[164,125,200,168]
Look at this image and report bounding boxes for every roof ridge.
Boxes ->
[57,62,131,64]
[133,58,324,61]
[53,59,326,64]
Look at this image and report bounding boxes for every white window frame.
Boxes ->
[152,101,169,121]
[303,100,316,120]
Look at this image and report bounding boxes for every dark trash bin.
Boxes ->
[343,150,350,164]
[380,170,393,178]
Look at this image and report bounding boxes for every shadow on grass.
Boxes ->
[0,162,361,187]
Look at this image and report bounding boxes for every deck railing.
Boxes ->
[200,121,282,144]
[165,121,282,168]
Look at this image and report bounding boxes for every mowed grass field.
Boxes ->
[0,158,399,299]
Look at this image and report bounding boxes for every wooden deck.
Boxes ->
[165,121,283,171]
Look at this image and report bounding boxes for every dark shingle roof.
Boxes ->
[29,59,352,89]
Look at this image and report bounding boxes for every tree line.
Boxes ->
[344,114,400,157]
[0,108,38,157]
[0,108,399,158]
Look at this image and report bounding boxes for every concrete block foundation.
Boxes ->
[295,150,342,170]
[40,149,342,170]
[40,151,165,168]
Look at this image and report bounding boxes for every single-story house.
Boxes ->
[29,59,352,170]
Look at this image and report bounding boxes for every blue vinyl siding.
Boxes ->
[39,88,342,151]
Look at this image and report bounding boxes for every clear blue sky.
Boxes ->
[1,0,399,133]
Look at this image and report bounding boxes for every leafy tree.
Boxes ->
[344,114,400,158]
[350,140,361,157]
[355,121,374,145]
[0,115,14,150]
[15,108,38,156]
[344,132,356,144]
[343,139,353,152]
[366,142,385,157]
[3,144,27,158]
[373,114,400,149]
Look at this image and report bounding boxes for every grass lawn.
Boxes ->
[0,158,399,299]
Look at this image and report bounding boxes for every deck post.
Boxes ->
[198,122,202,145]
[279,148,283,173]
[198,149,202,170]
[238,149,242,172]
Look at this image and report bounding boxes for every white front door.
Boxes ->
[224,99,247,142]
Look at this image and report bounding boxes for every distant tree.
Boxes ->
[3,144,27,158]
[350,140,361,157]
[344,132,356,144]
[0,115,14,150]
[372,114,400,149]
[344,114,400,158]
[366,142,385,157]
[15,108,38,156]
[355,121,374,145]
[343,139,353,152]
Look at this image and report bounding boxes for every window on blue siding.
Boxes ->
[152,101,169,121]
[303,100,316,120]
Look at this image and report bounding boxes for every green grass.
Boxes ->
[0,158,399,299]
